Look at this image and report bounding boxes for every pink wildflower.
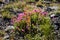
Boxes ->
[22,29,25,32]
[17,13,25,22]
[28,12,32,15]
[41,11,48,16]
[32,9,41,13]
[26,26,29,29]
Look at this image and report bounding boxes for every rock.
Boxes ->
[5,25,14,31]
[49,6,58,10]
[35,0,39,2]
[3,33,9,40]
[46,7,53,12]
[37,5,43,9]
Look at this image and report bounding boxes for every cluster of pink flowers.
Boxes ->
[11,13,25,24]
[41,11,48,16]
[32,9,41,13]
[11,8,48,32]
[17,13,25,22]
[11,9,48,24]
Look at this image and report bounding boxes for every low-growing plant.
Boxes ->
[12,8,54,40]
